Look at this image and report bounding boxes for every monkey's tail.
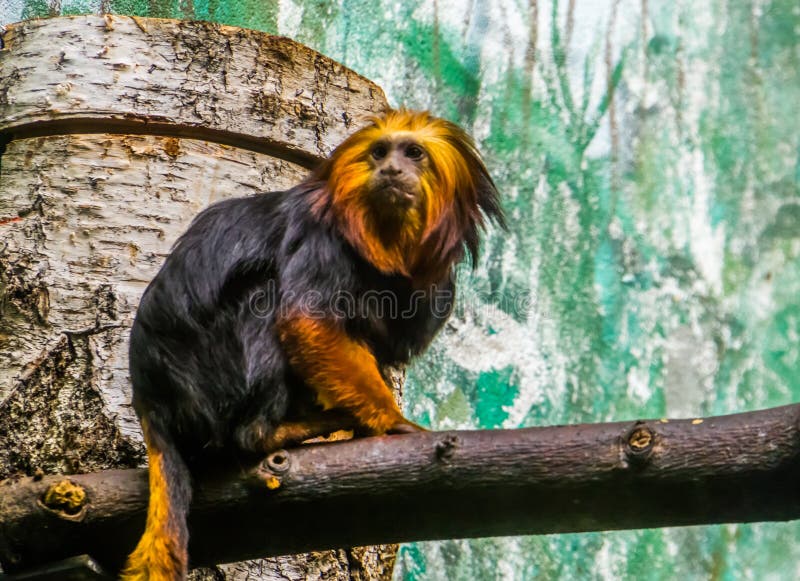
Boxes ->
[121,419,192,581]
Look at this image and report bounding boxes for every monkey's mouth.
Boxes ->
[376,180,416,206]
[386,186,415,202]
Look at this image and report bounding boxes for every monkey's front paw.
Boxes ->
[387,420,428,434]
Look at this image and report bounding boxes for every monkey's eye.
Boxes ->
[405,144,425,160]
[371,144,388,160]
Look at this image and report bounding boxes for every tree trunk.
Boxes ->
[0,14,394,581]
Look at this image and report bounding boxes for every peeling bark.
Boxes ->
[0,333,143,481]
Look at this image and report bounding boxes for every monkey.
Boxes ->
[121,109,505,580]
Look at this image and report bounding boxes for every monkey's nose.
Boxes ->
[380,165,402,176]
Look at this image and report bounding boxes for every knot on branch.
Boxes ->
[623,422,655,467]
[257,449,291,491]
[435,434,460,462]
[39,479,88,521]
[265,450,291,473]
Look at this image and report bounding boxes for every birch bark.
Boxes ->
[0,15,394,581]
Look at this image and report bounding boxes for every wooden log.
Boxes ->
[1,404,799,574]
[0,15,387,164]
[0,15,394,579]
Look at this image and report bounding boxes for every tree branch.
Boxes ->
[2,404,799,574]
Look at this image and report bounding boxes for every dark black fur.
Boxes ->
[130,184,456,466]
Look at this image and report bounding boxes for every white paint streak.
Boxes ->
[277,0,303,38]
[689,150,725,296]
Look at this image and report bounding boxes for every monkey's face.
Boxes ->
[365,134,429,214]
[314,109,504,279]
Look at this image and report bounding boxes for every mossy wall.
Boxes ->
[2,1,798,579]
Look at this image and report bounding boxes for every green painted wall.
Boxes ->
[3,1,798,579]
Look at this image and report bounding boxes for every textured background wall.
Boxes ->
[2,1,798,579]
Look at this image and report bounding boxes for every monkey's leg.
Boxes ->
[261,410,358,451]
[277,315,425,435]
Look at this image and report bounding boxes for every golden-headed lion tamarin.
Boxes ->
[122,109,505,579]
